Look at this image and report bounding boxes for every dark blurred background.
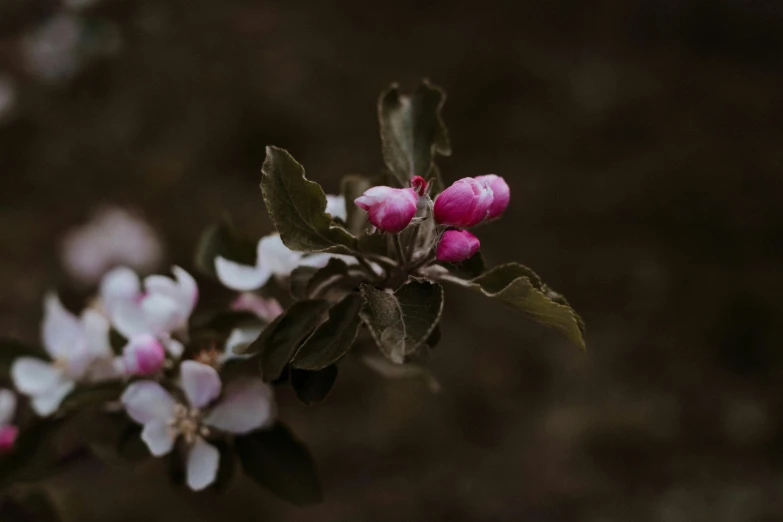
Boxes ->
[2,0,783,520]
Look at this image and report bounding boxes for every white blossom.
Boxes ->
[121,361,275,491]
[12,294,118,416]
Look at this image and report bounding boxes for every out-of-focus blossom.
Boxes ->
[474,175,510,220]
[12,294,117,416]
[121,334,166,376]
[122,361,275,491]
[354,186,418,233]
[433,178,494,227]
[325,194,347,222]
[100,266,197,351]
[224,326,263,357]
[231,293,283,322]
[0,75,16,124]
[22,15,82,83]
[436,229,480,263]
[215,233,348,292]
[61,207,163,285]
[0,389,18,453]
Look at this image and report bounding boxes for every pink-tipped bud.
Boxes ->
[123,334,166,375]
[433,178,494,227]
[474,175,509,219]
[436,229,480,262]
[0,425,18,453]
[354,186,418,233]
[410,175,427,196]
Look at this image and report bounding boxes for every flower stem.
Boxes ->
[393,234,406,265]
[408,251,437,272]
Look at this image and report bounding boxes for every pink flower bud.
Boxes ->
[123,334,166,375]
[433,178,494,227]
[0,425,18,453]
[474,175,509,219]
[436,229,480,262]
[354,186,418,233]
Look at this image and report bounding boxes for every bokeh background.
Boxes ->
[2,0,783,520]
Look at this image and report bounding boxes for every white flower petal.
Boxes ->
[81,309,112,359]
[121,381,176,424]
[100,266,141,309]
[31,380,75,416]
[171,266,198,314]
[108,299,148,338]
[215,257,271,292]
[140,294,181,335]
[257,234,302,276]
[186,438,220,491]
[41,293,82,359]
[224,326,262,357]
[0,389,16,425]
[165,337,185,358]
[141,420,175,456]
[325,194,347,221]
[11,358,63,395]
[144,266,198,317]
[203,378,274,434]
[180,361,221,409]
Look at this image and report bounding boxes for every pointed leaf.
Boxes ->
[378,80,451,187]
[235,424,322,506]
[470,263,586,350]
[359,280,444,363]
[247,300,330,382]
[292,293,363,370]
[290,365,338,405]
[261,147,357,253]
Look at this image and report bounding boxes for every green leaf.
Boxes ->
[290,365,338,405]
[340,175,372,235]
[235,424,322,506]
[0,418,68,488]
[378,80,451,187]
[469,263,586,350]
[247,300,330,382]
[194,221,257,277]
[442,251,486,279]
[289,266,319,300]
[292,293,363,370]
[261,147,357,253]
[359,280,444,364]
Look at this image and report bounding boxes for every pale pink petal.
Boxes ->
[31,380,75,416]
[223,327,263,356]
[203,379,275,434]
[0,389,16,425]
[180,361,221,409]
[41,293,82,359]
[121,381,176,424]
[215,257,271,291]
[231,293,283,322]
[140,294,181,334]
[257,234,302,276]
[100,266,141,309]
[81,309,112,359]
[141,420,175,456]
[11,358,64,395]
[186,438,220,491]
[108,299,149,338]
[325,194,347,221]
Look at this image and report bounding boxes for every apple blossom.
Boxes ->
[122,334,166,376]
[436,229,480,262]
[100,266,197,348]
[0,389,18,453]
[433,177,494,227]
[474,174,510,219]
[61,206,163,285]
[231,293,283,323]
[12,294,118,416]
[121,361,275,491]
[354,186,418,233]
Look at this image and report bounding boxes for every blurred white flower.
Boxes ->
[100,266,197,353]
[122,361,275,491]
[12,294,118,416]
[325,194,347,221]
[61,207,163,285]
[215,232,359,292]
[230,293,283,322]
[22,15,82,83]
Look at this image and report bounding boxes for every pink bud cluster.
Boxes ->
[434,175,510,262]
[354,176,427,233]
